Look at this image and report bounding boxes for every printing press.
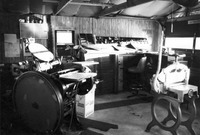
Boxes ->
[12,42,98,133]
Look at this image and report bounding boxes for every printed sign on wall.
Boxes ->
[4,34,20,57]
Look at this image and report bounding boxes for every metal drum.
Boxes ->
[12,42,97,133]
[13,71,64,133]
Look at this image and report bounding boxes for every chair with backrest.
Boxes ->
[127,55,147,98]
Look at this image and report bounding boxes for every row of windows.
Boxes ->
[164,37,200,50]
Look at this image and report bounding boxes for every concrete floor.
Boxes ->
[1,91,200,135]
[75,91,200,135]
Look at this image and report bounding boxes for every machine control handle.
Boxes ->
[95,79,103,84]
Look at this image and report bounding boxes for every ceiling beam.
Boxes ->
[167,14,200,22]
[55,0,73,15]
[98,2,128,16]
[98,0,153,16]
[43,0,59,3]
[70,1,114,7]
[188,19,200,24]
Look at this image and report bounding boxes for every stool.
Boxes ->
[127,56,147,98]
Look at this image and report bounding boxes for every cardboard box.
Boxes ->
[76,85,96,118]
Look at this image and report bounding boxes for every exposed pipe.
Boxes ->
[152,24,165,93]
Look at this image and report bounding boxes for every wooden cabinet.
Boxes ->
[86,54,117,95]
[85,53,141,95]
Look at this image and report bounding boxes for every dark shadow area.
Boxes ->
[95,96,153,111]
[0,92,34,135]
[79,117,118,132]
[1,91,118,135]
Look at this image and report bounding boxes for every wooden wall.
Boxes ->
[0,14,161,63]
[50,16,160,37]
[50,16,162,56]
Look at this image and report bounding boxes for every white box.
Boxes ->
[76,85,96,118]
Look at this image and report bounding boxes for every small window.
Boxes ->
[195,37,200,50]
[165,37,194,49]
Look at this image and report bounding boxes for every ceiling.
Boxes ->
[1,0,200,22]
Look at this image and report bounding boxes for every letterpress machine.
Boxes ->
[12,42,98,133]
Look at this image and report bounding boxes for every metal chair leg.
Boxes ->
[145,95,182,135]
[181,96,197,135]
